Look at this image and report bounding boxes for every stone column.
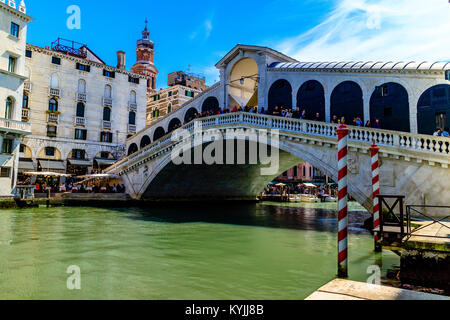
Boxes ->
[363,91,371,124]
[257,61,267,113]
[325,89,331,122]
[409,93,419,134]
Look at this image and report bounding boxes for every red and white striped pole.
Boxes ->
[337,124,349,278]
[370,142,382,252]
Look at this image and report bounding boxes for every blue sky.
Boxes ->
[26,0,449,89]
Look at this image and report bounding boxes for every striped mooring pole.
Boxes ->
[337,124,349,278]
[370,142,382,252]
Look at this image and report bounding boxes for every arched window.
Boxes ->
[128,143,138,156]
[48,98,58,112]
[76,102,85,117]
[78,79,86,94]
[104,85,112,98]
[103,107,111,121]
[129,111,136,125]
[5,97,14,120]
[130,90,136,103]
[50,74,59,88]
[268,79,293,112]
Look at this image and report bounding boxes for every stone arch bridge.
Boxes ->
[106,113,450,218]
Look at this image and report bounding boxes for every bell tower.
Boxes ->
[131,19,158,93]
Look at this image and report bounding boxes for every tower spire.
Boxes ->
[142,18,149,40]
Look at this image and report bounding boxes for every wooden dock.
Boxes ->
[306,279,449,300]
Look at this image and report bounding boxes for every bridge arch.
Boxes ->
[330,81,364,124]
[153,127,166,142]
[417,84,450,135]
[168,117,182,133]
[370,82,410,132]
[228,57,259,109]
[184,107,199,123]
[297,80,325,120]
[268,79,293,113]
[140,135,151,149]
[202,97,220,114]
[128,143,138,156]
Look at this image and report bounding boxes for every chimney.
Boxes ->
[117,51,126,70]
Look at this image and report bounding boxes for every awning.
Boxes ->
[38,160,66,171]
[68,159,92,167]
[18,159,36,171]
[95,158,117,166]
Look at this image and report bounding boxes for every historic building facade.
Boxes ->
[21,39,148,176]
[0,0,32,196]
[131,20,158,94]
[168,71,208,91]
[146,85,203,126]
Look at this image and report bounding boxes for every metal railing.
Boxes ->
[103,121,111,130]
[24,81,32,92]
[77,92,87,102]
[128,102,137,112]
[406,205,450,240]
[75,117,85,126]
[128,124,137,133]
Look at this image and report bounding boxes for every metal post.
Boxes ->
[370,143,382,252]
[337,124,349,278]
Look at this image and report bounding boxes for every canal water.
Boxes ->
[0,203,399,300]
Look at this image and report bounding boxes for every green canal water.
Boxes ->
[0,202,399,300]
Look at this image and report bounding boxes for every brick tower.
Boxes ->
[131,19,158,93]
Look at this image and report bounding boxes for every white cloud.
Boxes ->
[189,18,214,40]
[275,0,450,62]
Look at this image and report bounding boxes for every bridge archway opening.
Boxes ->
[331,81,364,124]
[228,58,259,109]
[128,143,138,156]
[297,80,325,120]
[268,79,293,113]
[417,84,450,135]
[153,127,166,141]
[168,118,182,133]
[185,107,198,123]
[202,97,220,114]
[140,135,151,149]
[370,83,410,132]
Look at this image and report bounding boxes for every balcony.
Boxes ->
[0,118,31,135]
[24,81,32,92]
[22,108,30,122]
[49,87,61,97]
[47,112,59,123]
[102,121,111,130]
[128,102,137,112]
[77,92,87,102]
[75,117,86,126]
[103,97,113,107]
[128,124,137,133]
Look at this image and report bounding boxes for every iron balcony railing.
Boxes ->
[102,121,111,130]
[77,92,87,102]
[128,102,137,112]
[103,97,113,107]
[128,124,137,133]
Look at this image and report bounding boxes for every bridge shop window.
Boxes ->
[100,132,113,143]
[72,149,86,160]
[76,63,90,72]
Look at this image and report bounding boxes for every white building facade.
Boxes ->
[0,0,32,197]
[21,42,148,176]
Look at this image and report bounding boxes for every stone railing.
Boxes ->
[107,112,450,173]
[75,116,86,126]
[103,97,113,107]
[102,120,111,130]
[128,124,137,133]
[21,108,29,121]
[24,81,32,92]
[47,113,59,123]
[0,118,31,133]
[77,92,87,102]
[49,87,60,97]
[128,102,137,112]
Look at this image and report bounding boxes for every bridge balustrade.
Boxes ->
[108,112,450,174]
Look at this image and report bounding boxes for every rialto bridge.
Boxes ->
[105,45,450,216]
